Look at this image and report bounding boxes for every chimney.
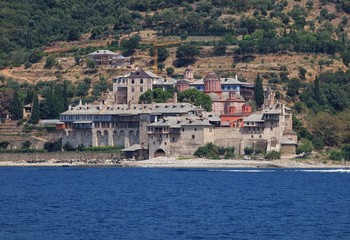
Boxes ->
[173,92,178,103]
[79,98,82,106]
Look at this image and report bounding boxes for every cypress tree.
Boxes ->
[254,74,264,109]
[63,81,69,111]
[28,94,40,124]
[10,90,23,120]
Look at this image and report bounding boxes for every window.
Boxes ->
[153,141,155,145]
[131,87,134,92]
[194,128,197,131]
[172,137,175,141]
[140,79,143,84]
[251,135,254,138]
[164,142,167,145]
[192,135,195,139]
[131,79,135,84]
[182,128,184,132]
[259,135,262,139]
[140,87,143,92]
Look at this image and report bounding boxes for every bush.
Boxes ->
[341,144,350,161]
[63,142,75,152]
[265,150,281,160]
[244,147,254,155]
[0,141,9,149]
[22,140,31,149]
[44,55,56,69]
[224,147,235,159]
[194,142,219,159]
[43,139,62,152]
[166,67,174,76]
[255,148,263,154]
[329,149,343,161]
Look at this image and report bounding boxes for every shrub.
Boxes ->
[217,146,226,155]
[244,147,254,155]
[341,144,350,161]
[255,148,263,154]
[329,149,343,161]
[224,147,235,159]
[22,141,31,149]
[0,141,9,149]
[63,142,75,152]
[265,150,281,160]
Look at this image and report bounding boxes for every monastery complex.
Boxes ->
[57,68,297,159]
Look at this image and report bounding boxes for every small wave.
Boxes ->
[295,169,350,173]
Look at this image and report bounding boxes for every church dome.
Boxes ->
[204,72,220,81]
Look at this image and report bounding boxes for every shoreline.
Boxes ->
[0,156,348,169]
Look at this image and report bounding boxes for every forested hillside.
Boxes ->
[2,0,350,67]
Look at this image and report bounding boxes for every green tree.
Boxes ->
[244,147,254,155]
[178,88,212,111]
[10,90,23,120]
[166,67,174,76]
[150,47,169,62]
[254,74,264,109]
[176,44,200,67]
[22,140,31,149]
[297,140,314,156]
[287,78,302,97]
[298,67,307,80]
[341,144,350,161]
[44,55,56,69]
[28,94,40,124]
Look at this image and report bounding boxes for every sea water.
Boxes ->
[0,167,349,239]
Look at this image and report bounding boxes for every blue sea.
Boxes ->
[0,167,349,239]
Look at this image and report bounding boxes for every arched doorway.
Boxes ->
[154,149,166,158]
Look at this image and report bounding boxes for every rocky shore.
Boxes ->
[0,155,347,168]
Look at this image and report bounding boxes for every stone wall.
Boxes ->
[0,152,121,162]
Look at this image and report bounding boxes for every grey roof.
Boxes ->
[153,77,177,86]
[262,104,282,114]
[60,103,197,116]
[148,116,212,127]
[87,50,118,56]
[151,103,197,115]
[243,114,264,122]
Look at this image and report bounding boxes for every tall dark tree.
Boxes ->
[63,81,69,111]
[24,88,34,105]
[254,74,264,108]
[10,90,23,120]
[28,94,40,124]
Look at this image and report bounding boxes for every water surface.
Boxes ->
[0,168,349,239]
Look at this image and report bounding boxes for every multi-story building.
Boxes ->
[58,101,201,150]
[112,69,176,104]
